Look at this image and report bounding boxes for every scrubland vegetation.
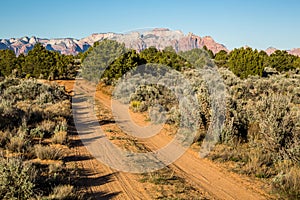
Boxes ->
[212,69,300,198]
[0,77,81,199]
[81,40,300,199]
[1,39,299,199]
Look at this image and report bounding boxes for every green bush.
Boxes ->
[0,157,36,199]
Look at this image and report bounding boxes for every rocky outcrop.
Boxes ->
[0,28,228,56]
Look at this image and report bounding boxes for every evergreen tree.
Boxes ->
[81,39,127,82]
[228,47,267,79]
[268,50,296,72]
[214,50,228,68]
[22,43,76,79]
[203,45,215,59]
[102,50,146,84]
[0,49,17,77]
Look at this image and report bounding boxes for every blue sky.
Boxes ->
[1,0,299,50]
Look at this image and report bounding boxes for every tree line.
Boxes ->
[80,40,213,84]
[1,40,299,81]
[81,40,300,83]
[214,47,300,79]
[0,43,79,79]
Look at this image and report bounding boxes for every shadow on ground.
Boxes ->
[67,118,120,200]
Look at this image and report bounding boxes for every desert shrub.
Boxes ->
[51,131,67,144]
[44,100,71,119]
[211,69,300,199]
[130,100,143,112]
[48,185,78,200]
[2,79,68,104]
[0,157,36,199]
[219,67,241,87]
[0,131,9,147]
[255,93,298,162]
[0,78,70,132]
[220,96,249,144]
[48,163,64,174]
[148,105,167,124]
[283,132,300,163]
[243,148,273,178]
[31,120,56,138]
[130,84,177,112]
[218,69,300,145]
[39,120,56,133]
[7,136,29,153]
[0,78,68,115]
[0,77,21,92]
[36,91,55,104]
[0,101,24,129]
[167,107,181,125]
[30,127,45,138]
[126,68,207,130]
[6,126,30,153]
[272,165,300,199]
[0,77,73,198]
[53,119,68,134]
[34,145,64,160]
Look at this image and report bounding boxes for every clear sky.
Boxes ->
[1,0,299,50]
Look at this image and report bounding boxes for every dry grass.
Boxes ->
[34,144,64,160]
[48,162,64,174]
[140,167,207,199]
[44,100,71,118]
[7,136,28,153]
[48,184,78,200]
[51,131,67,144]
[243,148,273,178]
[272,165,300,199]
[39,120,56,134]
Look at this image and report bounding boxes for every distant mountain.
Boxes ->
[265,47,278,55]
[265,47,300,57]
[1,28,299,57]
[0,28,228,56]
[288,48,300,56]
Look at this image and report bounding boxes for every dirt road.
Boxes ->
[61,80,272,199]
[66,82,153,199]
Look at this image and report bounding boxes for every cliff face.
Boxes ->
[2,28,299,57]
[0,28,228,55]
